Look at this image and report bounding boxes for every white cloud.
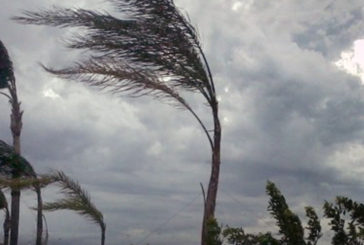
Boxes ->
[42,88,60,99]
[232,2,243,11]
[335,39,364,82]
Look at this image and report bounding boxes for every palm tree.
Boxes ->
[0,40,44,245]
[0,147,104,245]
[43,171,106,245]
[0,40,23,245]
[14,2,221,244]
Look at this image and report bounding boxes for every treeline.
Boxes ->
[207,181,364,245]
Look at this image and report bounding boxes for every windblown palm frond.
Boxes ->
[13,0,215,107]
[0,177,52,191]
[0,189,8,210]
[44,171,106,245]
[0,140,35,178]
[0,41,14,89]
[13,1,216,148]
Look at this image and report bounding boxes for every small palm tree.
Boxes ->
[43,171,106,245]
[0,164,104,245]
[15,2,221,244]
[0,189,10,245]
[0,41,44,245]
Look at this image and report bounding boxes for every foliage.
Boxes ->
[223,226,279,245]
[324,196,364,245]
[220,182,364,245]
[222,181,323,245]
[0,177,52,191]
[43,171,106,245]
[0,40,13,89]
[0,140,35,178]
[0,140,46,245]
[0,38,29,245]
[0,189,8,210]
[206,217,222,245]
[305,206,321,245]
[266,181,305,244]
[13,1,217,146]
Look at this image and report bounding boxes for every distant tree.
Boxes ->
[223,226,279,245]
[266,181,305,245]
[305,206,321,245]
[0,40,43,245]
[222,181,322,245]
[324,196,364,245]
[221,181,364,245]
[14,1,222,244]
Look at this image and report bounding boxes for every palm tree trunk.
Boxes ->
[101,224,105,245]
[42,214,48,245]
[3,207,10,245]
[201,103,221,245]
[35,186,43,245]
[9,81,43,245]
[9,86,22,245]
[9,190,20,245]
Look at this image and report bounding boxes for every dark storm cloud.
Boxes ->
[1,0,364,245]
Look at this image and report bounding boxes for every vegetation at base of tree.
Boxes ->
[206,217,223,245]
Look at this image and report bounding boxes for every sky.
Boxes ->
[1,0,364,244]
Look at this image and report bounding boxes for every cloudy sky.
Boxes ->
[2,0,364,244]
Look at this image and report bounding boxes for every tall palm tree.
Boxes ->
[14,2,221,244]
[43,171,106,245]
[0,40,43,245]
[0,40,23,245]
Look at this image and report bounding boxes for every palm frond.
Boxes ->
[13,1,214,104]
[0,140,36,178]
[0,189,8,210]
[0,177,53,190]
[41,57,189,108]
[14,3,215,146]
[44,171,105,231]
[0,40,14,89]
